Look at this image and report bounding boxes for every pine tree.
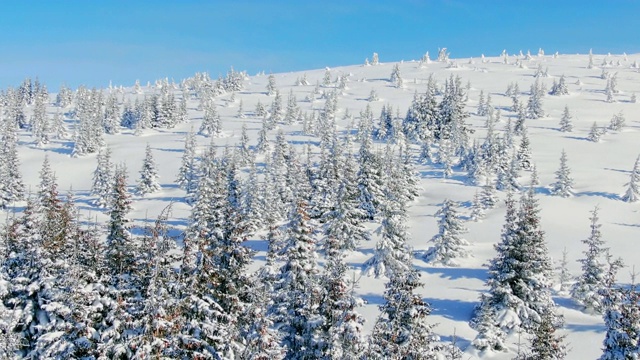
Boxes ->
[424,199,470,266]
[91,146,114,208]
[571,207,610,314]
[600,287,640,360]
[320,236,367,359]
[608,111,626,131]
[199,100,222,136]
[269,200,324,359]
[136,143,161,196]
[470,190,485,221]
[526,78,545,119]
[363,182,412,279]
[589,121,602,142]
[551,149,574,197]
[0,117,25,207]
[559,105,573,132]
[368,267,442,359]
[622,155,640,202]
[266,74,277,96]
[105,164,135,278]
[472,189,561,336]
[176,129,199,197]
[526,310,567,359]
[323,180,371,252]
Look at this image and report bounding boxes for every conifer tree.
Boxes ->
[363,182,412,278]
[320,236,367,360]
[600,287,640,360]
[136,143,161,196]
[0,118,25,207]
[472,189,561,336]
[269,200,325,359]
[622,155,640,202]
[551,149,574,197]
[571,207,610,313]
[470,190,485,221]
[526,78,545,119]
[176,129,198,197]
[424,199,470,266]
[589,121,602,142]
[368,267,442,359]
[199,100,222,137]
[91,146,114,208]
[266,74,277,96]
[559,105,573,132]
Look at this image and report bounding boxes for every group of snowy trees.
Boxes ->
[3,51,640,359]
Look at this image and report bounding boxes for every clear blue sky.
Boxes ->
[1,0,638,89]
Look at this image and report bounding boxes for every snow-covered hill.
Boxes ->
[4,50,640,359]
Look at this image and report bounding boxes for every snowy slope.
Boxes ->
[6,51,640,359]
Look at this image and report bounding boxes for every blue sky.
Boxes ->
[1,1,638,89]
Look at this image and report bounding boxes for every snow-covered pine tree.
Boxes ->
[0,117,25,207]
[2,197,47,356]
[127,206,183,358]
[357,138,385,220]
[526,78,545,119]
[424,199,470,266]
[91,146,114,208]
[176,143,236,359]
[266,74,277,96]
[559,105,573,132]
[599,286,640,360]
[390,63,403,88]
[320,235,367,359]
[571,207,611,314]
[472,189,561,335]
[549,74,569,96]
[551,149,574,197]
[136,143,161,196]
[269,199,325,359]
[368,266,443,359]
[588,121,602,142]
[477,90,487,116]
[525,309,567,359]
[270,90,284,124]
[622,155,640,202]
[322,179,371,252]
[362,176,412,278]
[198,100,222,137]
[608,111,626,131]
[100,165,139,357]
[516,126,532,170]
[470,190,485,221]
[176,129,199,197]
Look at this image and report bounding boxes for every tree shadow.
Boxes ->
[575,191,619,201]
[414,264,488,282]
[425,297,478,323]
[563,135,591,141]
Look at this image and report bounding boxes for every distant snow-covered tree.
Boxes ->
[549,74,569,95]
[424,199,470,266]
[589,121,602,142]
[526,78,545,119]
[472,189,561,336]
[559,105,573,132]
[91,146,114,208]
[608,111,625,131]
[622,155,640,202]
[136,143,161,196]
[266,74,277,96]
[368,266,443,359]
[551,149,574,197]
[571,206,611,314]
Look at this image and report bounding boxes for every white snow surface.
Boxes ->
[6,52,640,359]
